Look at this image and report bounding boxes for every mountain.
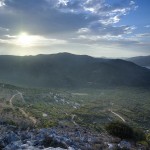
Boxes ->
[127,56,150,69]
[0,53,150,88]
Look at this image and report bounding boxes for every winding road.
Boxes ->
[9,91,37,124]
[19,108,37,124]
[110,110,126,122]
[9,93,20,108]
[71,114,78,126]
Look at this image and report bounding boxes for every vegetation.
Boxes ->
[106,121,134,139]
[0,83,150,143]
[106,121,145,141]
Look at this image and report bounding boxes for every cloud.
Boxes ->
[130,1,135,5]
[144,25,150,28]
[57,0,69,6]
[0,34,67,47]
[98,16,120,25]
[0,0,137,35]
[77,28,91,34]
[135,33,150,38]
[81,23,136,37]
[0,26,9,31]
[0,0,149,57]
[0,0,5,7]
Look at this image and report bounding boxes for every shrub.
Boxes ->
[146,133,150,145]
[106,121,133,139]
[137,141,149,147]
[106,121,146,142]
[133,128,146,141]
[2,107,13,113]
[40,120,58,128]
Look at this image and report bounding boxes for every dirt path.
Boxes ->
[9,92,37,124]
[9,93,20,108]
[16,90,25,103]
[19,108,37,124]
[110,110,126,122]
[71,114,78,126]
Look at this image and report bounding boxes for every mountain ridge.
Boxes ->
[0,53,150,88]
[127,55,150,67]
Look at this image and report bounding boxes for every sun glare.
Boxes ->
[17,32,34,47]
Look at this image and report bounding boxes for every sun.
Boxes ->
[17,32,34,47]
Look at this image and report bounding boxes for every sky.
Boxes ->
[0,0,150,57]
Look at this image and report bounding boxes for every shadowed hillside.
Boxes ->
[0,53,150,88]
[127,56,150,68]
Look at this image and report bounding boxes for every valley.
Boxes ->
[0,84,150,130]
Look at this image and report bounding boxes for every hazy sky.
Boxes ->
[0,0,150,57]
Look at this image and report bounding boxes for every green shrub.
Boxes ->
[2,107,13,113]
[146,133,150,144]
[133,128,145,141]
[39,120,57,128]
[106,121,133,139]
[6,120,17,126]
[106,121,146,142]
[137,141,149,147]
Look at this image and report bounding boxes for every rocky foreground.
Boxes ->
[0,124,147,150]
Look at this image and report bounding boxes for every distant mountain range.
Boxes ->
[127,55,150,69]
[0,53,150,88]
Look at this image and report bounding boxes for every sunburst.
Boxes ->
[17,32,34,47]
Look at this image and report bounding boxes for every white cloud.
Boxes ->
[76,34,123,42]
[130,1,135,5]
[77,28,90,34]
[144,25,150,28]
[57,0,69,6]
[52,0,137,18]
[0,0,5,7]
[99,16,120,25]
[123,26,136,34]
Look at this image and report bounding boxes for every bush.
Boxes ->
[133,128,145,141]
[106,121,146,142]
[2,107,13,113]
[137,141,149,147]
[146,133,150,145]
[39,120,57,128]
[106,121,133,139]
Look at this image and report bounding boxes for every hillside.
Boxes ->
[0,53,150,88]
[0,84,150,149]
[127,56,150,69]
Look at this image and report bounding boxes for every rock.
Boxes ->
[20,144,29,149]
[118,140,131,149]
[33,140,41,146]
[2,132,20,146]
[20,131,32,141]
[0,140,5,149]
[110,137,121,143]
[42,136,68,149]
[4,141,22,150]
